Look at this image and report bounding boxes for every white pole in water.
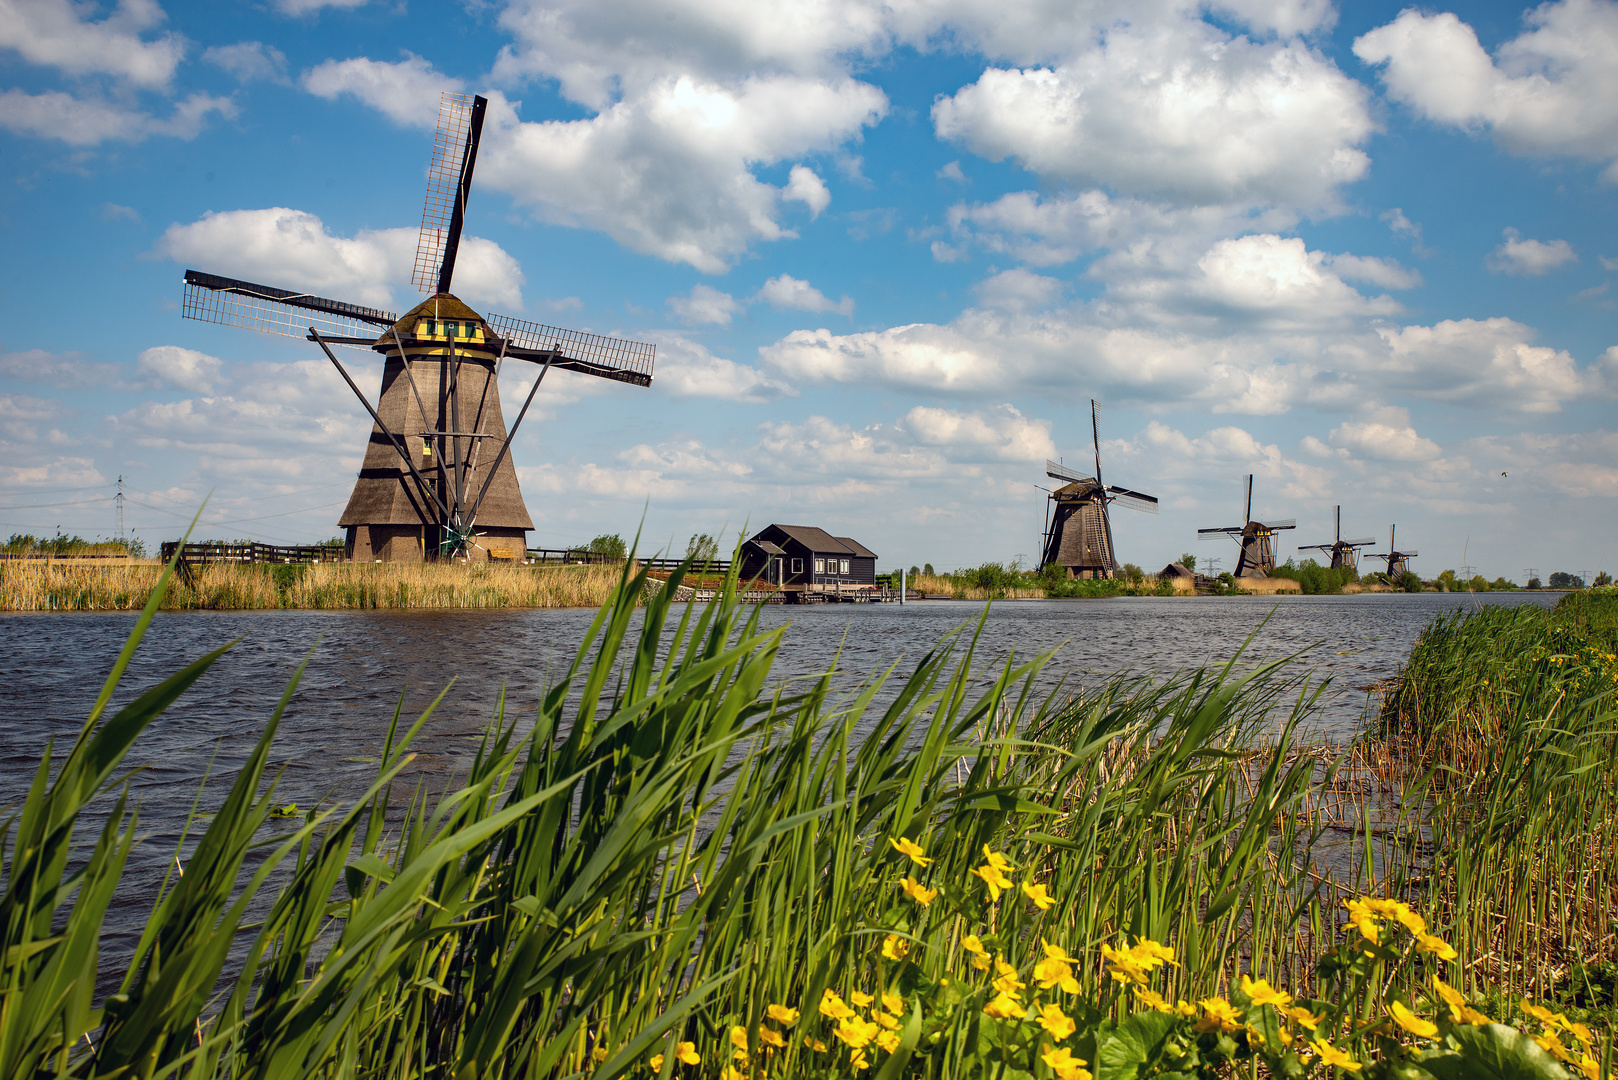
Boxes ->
[899,568,906,606]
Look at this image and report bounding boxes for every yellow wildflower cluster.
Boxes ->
[816,987,905,1069]
[1342,895,1456,958]
[1519,996,1601,1079]
[1099,937,1177,985]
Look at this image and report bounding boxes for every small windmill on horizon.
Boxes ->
[1367,524,1419,578]
[1197,474,1295,577]
[1039,400,1158,579]
[1297,506,1375,571]
[179,92,655,562]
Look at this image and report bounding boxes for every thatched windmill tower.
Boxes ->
[1197,474,1295,577]
[1298,506,1375,571]
[1367,524,1419,578]
[1039,401,1158,578]
[179,94,654,561]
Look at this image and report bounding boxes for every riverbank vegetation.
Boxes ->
[4,554,1613,1077]
[0,559,625,611]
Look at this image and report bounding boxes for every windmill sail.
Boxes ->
[1045,459,1095,486]
[182,270,395,345]
[413,92,486,295]
[487,314,656,386]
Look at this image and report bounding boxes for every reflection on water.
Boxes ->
[0,591,1556,962]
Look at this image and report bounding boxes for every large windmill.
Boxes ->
[179,93,655,562]
[1297,506,1375,571]
[1366,525,1418,578]
[1197,474,1295,577]
[1039,400,1158,579]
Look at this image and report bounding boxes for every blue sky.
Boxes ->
[2,0,1615,580]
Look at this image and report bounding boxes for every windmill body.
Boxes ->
[1297,506,1375,572]
[1197,474,1295,577]
[1039,401,1158,579]
[178,93,655,561]
[1365,524,1418,579]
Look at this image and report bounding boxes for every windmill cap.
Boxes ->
[380,293,486,341]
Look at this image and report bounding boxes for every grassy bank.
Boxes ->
[2,554,1608,1078]
[0,559,626,611]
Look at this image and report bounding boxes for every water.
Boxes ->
[0,590,1558,967]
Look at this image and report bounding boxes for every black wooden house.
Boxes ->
[738,524,877,590]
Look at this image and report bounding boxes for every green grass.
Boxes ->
[2,551,1611,1077]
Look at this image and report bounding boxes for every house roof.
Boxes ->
[749,539,784,555]
[758,524,877,558]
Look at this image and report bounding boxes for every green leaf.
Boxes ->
[1096,1010,1178,1080]
[1415,1024,1574,1080]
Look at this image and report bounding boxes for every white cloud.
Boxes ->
[1371,318,1586,413]
[156,207,525,311]
[973,268,1062,312]
[668,284,743,325]
[137,346,224,393]
[933,23,1374,208]
[1354,1,1618,176]
[1327,407,1441,462]
[937,160,967,183]
[783,164,831,217]
[273,0,373,14]
[0,89,235,147]
[756,273,854,315]
[1486,228,1578,276]
[648,334,795,401]
[1133,420,1331,501]
[899,404,1054,463]
[203,41,289,84]
[1183,234,1403,321]
[0,0,183,89]
[0,349,126,389]
[301,54,461,128]
[1324,253,1422,289]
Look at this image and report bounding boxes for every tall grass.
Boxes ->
[1,553,1602,1076]
[0,560,626,611]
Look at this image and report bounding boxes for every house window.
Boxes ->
[840,559,850,574]
[791,558,802,574]
[814,558,825,574]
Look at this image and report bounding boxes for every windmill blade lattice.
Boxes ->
[182,270,395,346]
[488,314,656,386]
[413,92,480,292]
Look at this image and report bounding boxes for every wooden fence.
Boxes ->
[160,542,347,565]
[525,549,733,573]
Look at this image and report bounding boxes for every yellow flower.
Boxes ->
[1282,1005,1322,1031]
[850,991,874,1008]
[1389,1001,1438,1040]
[1036,1002,1077,1040]
[1309,1039,1362,1072]
[676,1042,700,1065]
[1042,1046,1093,1080]
[804,1037,827,1052]
[876,1030,901,1054]
[889,837,933,866]
[984,992,1028,1020]
[850,1050,870,1070]
[981,845,1013,872]
[1195,997,1242,1034]
[1022,879,1055,910]
[1534,1032,1574,1063]
[1433,979,1489,1025]
[973,862,1014,901]
[1100,942,1148,985]
[1415,931,1458,960]
[1341,898,1381,944]
[1578,1055,1600,1080]
[730,1026,750,1051]
[881,934,910,961]
[899,877,938,906]
[1567,1021,1594,1047]
[1176,1000,1199,1019]
[1135,987,1174,1013]
[1522,999,1563,1029]
[649,1054,664,1072]
[1129,938,1177,969]
[1240,974,1292,1009]
[834,1016,880,1049]
[992,956,1026,996]
[873,1011,899,1031]
[962,934,991,971]
[766,1004,799,1025]
[1034,953,1080,993]
[758,1027,785,1049]
[882,992,904,1015]
[819,988,855,1020]
[592,1045,609,1064]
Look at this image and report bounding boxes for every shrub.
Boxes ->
[588,532,628,559]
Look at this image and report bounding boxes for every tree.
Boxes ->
[1468,574,1488,592]
[1549,571,1584,589]
[1436,569,1458,591]
[587,533,627,559]
[923,563,934,575]
[686,533,718,563]
[1596,571,1613,587]
[1121,562,1145,585]
[1397,570,1423,592]
[1178,553,1196,570]
[909,565,920,577]
[1527,577,1542,590]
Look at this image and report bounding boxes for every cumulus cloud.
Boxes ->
[0,0,184,89]
[1486,228,1578,276]
[973,268,1062,312]
[933,23,1374,208]
[301,54,461,128]
[138,346,224,393]
[755,274,854,315]
[0,348,127,389]
[156,207,525,311]
[668,284,742,325]
[648,335,795,401]
[0,89,235,146]
[783,165,832,217]
[272,0,373,14]
[1327,407,1441,461]
[203,41,289,83]
[899,404,1054,462]
[1370,318,1585,413]
[1354,1,1618,178]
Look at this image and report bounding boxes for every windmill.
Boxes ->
[1039,400,1158,579]
[1366,525,1418,578]
[1297,506,1375,571]
[1197,474,1295,577]
[179,93,655,562]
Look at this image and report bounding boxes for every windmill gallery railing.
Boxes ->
[160,542,346,565]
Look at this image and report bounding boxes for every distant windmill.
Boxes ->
[1039,400,1158,579]
[179,92,655,562]
[1297,506,1375,571]
[1366,524,1419,578]
[1197,474,1296,577]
